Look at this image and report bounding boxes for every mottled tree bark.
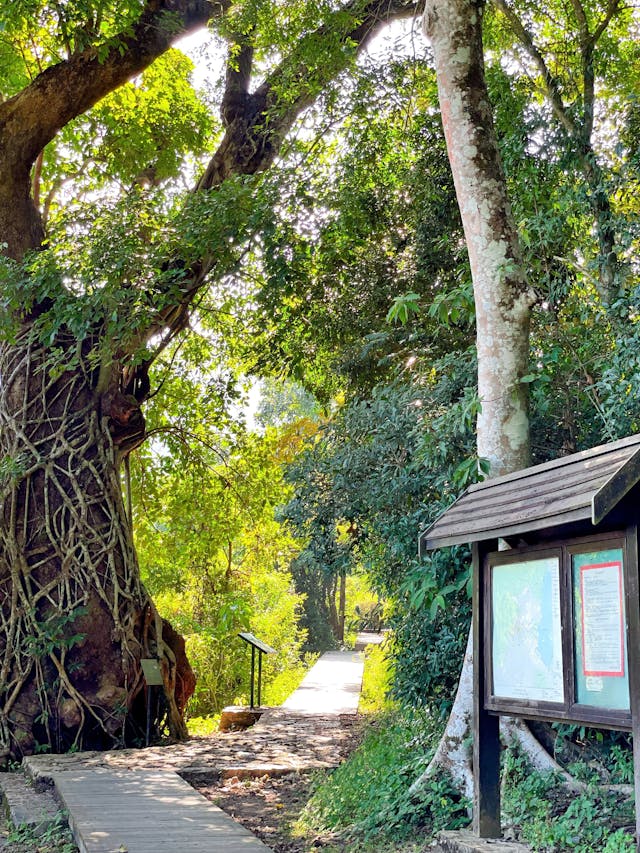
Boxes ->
[412,0,536,798]
[425,0,535,478]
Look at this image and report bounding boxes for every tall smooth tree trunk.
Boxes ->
[412,0,537,797]
[0,332,193,759]
[425,0,534,477]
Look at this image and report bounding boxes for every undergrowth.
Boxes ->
[3,812,77,852]
[297,708,469,848]
[502,746,636,852]
[359,642,395,715]
[295,643,470,850]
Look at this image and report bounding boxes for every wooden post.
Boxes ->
[472,540,501,838]
[250,645,256,709]
[624,525,640,853]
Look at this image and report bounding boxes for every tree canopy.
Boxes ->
[1,0,640,783]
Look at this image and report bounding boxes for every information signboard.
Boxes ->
[487,537,631,723]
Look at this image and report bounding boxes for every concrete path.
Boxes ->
[279,650,363,714]
[19,649,367,852]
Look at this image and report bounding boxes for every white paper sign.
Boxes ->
[580,562,624,678]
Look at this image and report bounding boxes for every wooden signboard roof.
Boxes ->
[420,433,640,551]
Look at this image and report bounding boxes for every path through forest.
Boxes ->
[8,649,367,852]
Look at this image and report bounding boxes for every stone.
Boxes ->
[219,706,264,732]
[0,770,61,835]
[437,830,531,852]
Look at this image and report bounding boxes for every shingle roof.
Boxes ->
[420,433,640,551]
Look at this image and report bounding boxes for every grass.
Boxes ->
[187,652,318,736]
[358,642,395,715]
[2,813,77,852]
[290,640,469,851]
[187,714,221,736]
[296,707,469,849]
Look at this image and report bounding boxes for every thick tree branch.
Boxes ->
[492,0,577,137]
[590,0,622,48]
[221,39,255,127]
[0,0,227,259]
[0,0,231,261]
[138,0,421,346]
[580,0,620,143]
[199,0,419,191]
[568,0,589,39]
[0,1,222,171]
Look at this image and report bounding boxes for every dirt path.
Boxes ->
[197,772,326,852]
[192,711,365,852]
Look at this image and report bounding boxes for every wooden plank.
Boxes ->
[432,457,625,527]
[424,506,591,550]
[52,768,271,853]
[466,434,640,492]
[439,463,613,520]
[423,472,607,543]
[420,436,640,552]
[464,449,624,505]
[593,449,640,524]
[473,541,501,839]
[424,467,627,544]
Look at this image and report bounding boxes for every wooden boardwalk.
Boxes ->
[52,768,269,852]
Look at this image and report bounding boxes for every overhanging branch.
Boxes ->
[0,0,224,174]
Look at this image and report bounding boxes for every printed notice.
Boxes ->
[580,562,624,677]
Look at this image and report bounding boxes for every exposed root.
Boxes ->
[0,332,193,758]
[410,630,474,800]
[500,717,584,792]
[409,629,632,804]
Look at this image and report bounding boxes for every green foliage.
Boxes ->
[48,49,215,192]
[0,2,144,95]
[248,59,467,401]
[4,810,77,852]
[282,356,477,702]
[501,747,636,852]
[22,608,87,660]
[187,715,220,737]
[298,709,469,846]
[358,643,394,715]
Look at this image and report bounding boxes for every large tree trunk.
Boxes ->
[425,0,534,478]
[0,0,417,759]
[413,0,538,798]
[0,330,194,760]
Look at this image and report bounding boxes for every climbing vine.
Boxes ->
[0,329,190,758]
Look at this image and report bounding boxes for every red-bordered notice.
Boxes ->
[580,561,624,678]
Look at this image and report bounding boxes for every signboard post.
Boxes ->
[140,658,163,747]
[238,632,276,709]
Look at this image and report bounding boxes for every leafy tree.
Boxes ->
[283,363,478,689]
[0,0,419,758]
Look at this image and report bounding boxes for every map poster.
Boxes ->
[491,557,564,704]
[580,561,624,677]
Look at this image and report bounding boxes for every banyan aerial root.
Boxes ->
[0,331,194,760]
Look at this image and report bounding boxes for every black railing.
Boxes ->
[238,632,277,708]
